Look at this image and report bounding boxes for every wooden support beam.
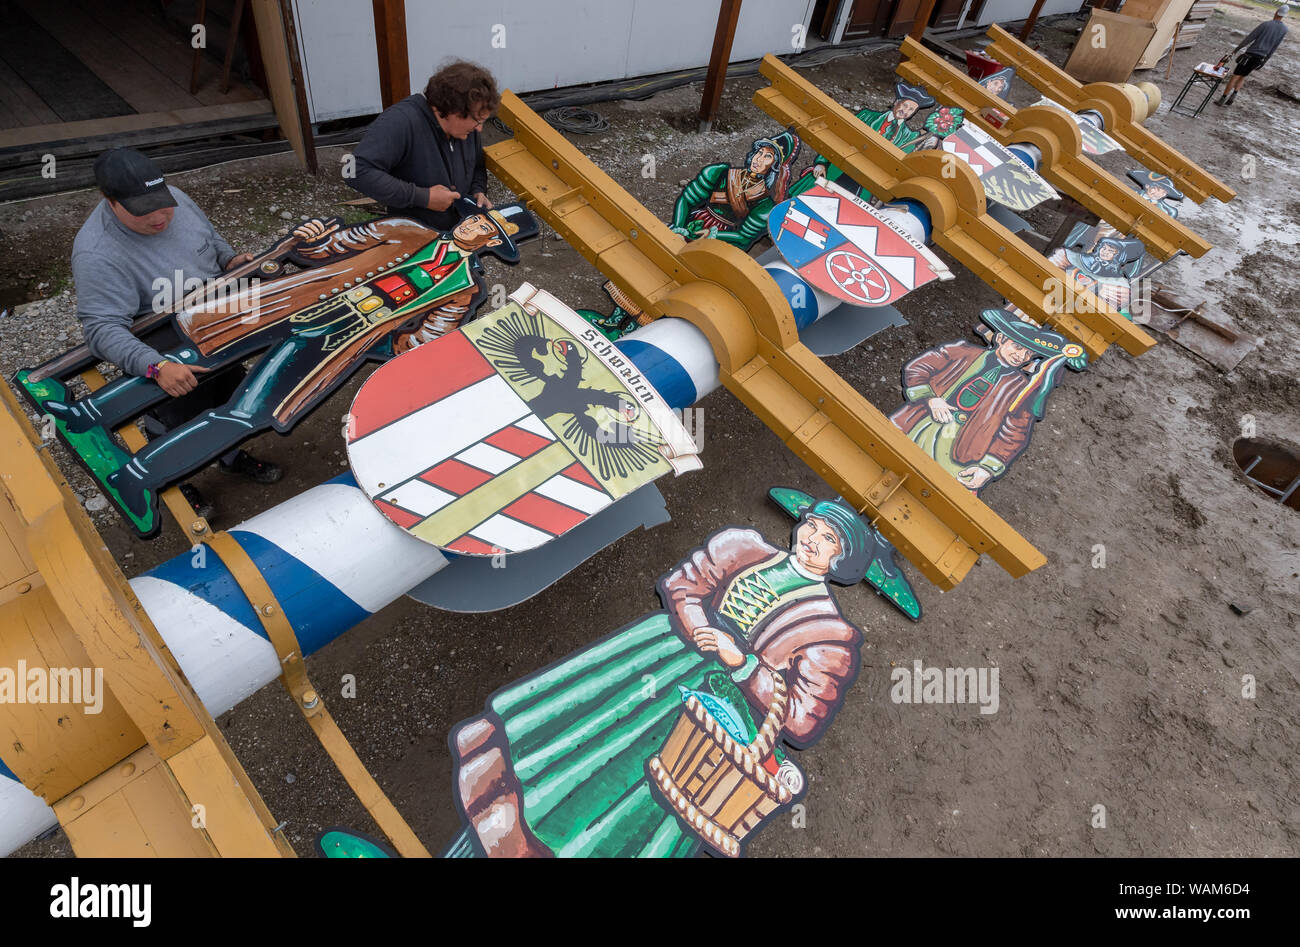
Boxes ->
[910,0,938,41]
[698,0,743,133]
[372,0,410,110]
[984,24,1236,203]
[488,90,1048,588]
[1019,0,1048,41]
[755,54,1155,358]
[898,36,1218,254]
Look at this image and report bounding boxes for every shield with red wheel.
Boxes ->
[769,182,950,308]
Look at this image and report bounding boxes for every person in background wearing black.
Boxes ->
[1218,5,1289,106]
[347,60,497,228]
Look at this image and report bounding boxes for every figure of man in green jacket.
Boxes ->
[668,130,805,250]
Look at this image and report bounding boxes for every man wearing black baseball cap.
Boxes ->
[94,146,180,217]
[65,147,282,518]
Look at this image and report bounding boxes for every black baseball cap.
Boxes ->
[94,147,178,216]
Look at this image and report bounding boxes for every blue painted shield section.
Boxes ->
[769,197,848,269]
[1007,144,1039,171]
[0,755,17,782]
[894,199,932,242]
[764,266,820,329]
[615,339,696,409]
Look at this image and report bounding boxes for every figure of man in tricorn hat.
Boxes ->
[810,81,961,198]
[1127,169,1186,220]
[891,308,1088,495]
[850,80,937,150]
[979,66,1015,99]
[1048,227,1145,317]
[669,129,802,250]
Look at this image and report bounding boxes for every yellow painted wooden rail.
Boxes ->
[895,38,1212,261]
[488,90,1046,588]
[982,24,1236,205]
[753,54,1154,359]
[0,380,292,857]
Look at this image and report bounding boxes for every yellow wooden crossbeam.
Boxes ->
[983,24,1236,205]
[753,54,1154,359]
[895,38,1211,262]
[0,380,292,857]
[489,90,1046,588]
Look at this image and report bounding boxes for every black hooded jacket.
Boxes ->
[349,93,488,230]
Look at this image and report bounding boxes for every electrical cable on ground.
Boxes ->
[543,106,611,134]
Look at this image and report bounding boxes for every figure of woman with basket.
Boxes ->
[444,498,876,857]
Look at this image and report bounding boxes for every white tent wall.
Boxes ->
[401,0,815,102]
[290,0,384,123]
[287,0,1086,127]
[974,0,1085,28]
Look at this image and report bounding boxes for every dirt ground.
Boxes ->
[3,6,1297,858]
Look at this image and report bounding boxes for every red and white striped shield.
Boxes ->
[774,182,952,308]
[346,284,700,555]
[939,124,1058,211]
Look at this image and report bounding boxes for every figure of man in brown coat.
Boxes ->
[44,200,536,527]
[891,308,1087,494]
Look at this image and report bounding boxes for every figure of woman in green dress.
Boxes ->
[444,498,877,857]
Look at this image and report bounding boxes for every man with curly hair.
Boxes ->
[349,60,499,229]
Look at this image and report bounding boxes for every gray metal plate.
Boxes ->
[406,483,670,612]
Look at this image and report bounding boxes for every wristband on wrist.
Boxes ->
[146,363,161,380]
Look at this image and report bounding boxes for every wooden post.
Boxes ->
[1019,0,1048,41]
[909,0,938,41]
[191,0,208,94]
[1167,22,1181,78]
[220,0,248,94]
[698,0,743,134]
[372,0,410,110]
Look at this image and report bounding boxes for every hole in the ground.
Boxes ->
[1232,437,1300,511]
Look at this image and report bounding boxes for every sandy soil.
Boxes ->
[3,7,1297,857]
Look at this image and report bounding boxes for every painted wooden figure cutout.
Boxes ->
[576,280,647,341]
[669,129,805,250]
[839,80,939,152]
[769,486,921,620]
[978,66,1015,100]
[890,307,1087,495]
[1047,222,1146,319]
[973,64,1015,128]
[18,200,539,536]
[1128,169,1186,219]
[443,498,875,858]
[1042,169,1189,310]
[814,82,964,200]
[317,827,396,858]
[346,283,700,556]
